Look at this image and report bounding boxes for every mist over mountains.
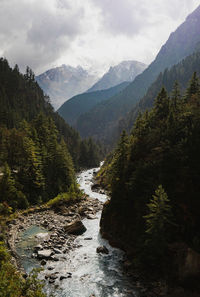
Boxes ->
[87,60,147,92]
[73,4,200,146]
[36,64,99,110]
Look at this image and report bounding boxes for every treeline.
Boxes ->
[123,51,200,134]
[0,58,102,210]
[100,73,200,275]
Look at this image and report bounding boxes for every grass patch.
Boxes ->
[46,184,84,208]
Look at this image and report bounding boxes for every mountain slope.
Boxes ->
[124,51,200,133]
[58,81,129,126]
[87,60,146,92]
[76,5,200,146]
[36,64,99,110]
[100,74,200,295]
[0,58,102,175]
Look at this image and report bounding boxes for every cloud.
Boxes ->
[91,0,199,36]
[0,0,85,73]
[0,0,199,75]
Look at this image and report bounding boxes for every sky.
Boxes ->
[0,0,199,75]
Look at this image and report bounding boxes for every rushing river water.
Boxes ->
[16,167,139,297]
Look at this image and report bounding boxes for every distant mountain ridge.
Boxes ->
[58,81,130,126]
[75,5,200,146]
[36,64,99,110]
[88,60,147,92]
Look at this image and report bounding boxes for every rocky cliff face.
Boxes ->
[88,60,146,92]
[36,65,99,110]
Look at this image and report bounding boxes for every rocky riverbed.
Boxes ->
[6,167,142,297]
[7,195,103,273]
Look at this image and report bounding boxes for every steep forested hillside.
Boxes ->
[100,73,200,291]
[123,51,200,133]
[76,5,200,146]
[0,58,102,209]
[58,81,129,126]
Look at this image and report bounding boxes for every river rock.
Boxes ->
[37,249,53,259]
[91,183,100,191]
[60,273,72,280]
[41,259,47,265]
[53,248,62,254]
[64,219,86,235]
[34,244,43,251]
[51,256,59,261]
[35,233,49,241]
[47,266,54,270]
[87,214,96,220]
[96,246,109,254]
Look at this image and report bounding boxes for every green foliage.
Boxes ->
[0,57,102,209]
[144,185,172,238]
[47,184,83,208]
[125,51,200,135]
[0,242,46,297]
[101,72,200,270]
[75,13,200,147]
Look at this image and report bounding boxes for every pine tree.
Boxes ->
[154,87,169,119]
[110,130,129,199]
[0,163,28,209]
[143,185,173,247]
[185,72,200,100]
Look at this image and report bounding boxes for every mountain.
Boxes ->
[99,73,200,295]
[122,51,200,133]
[76,5,200,146]
[36,64,99,110]
[58,81,129,126]
[87,60,147,92]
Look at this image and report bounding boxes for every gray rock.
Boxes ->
[53,248,62,254]
[87,214,96,220]
[37,249,53,259]
[47,266,54,270]
[51,256,59,261]
[49,279,55,284]
[41,259,46,266]
[59,274,72,280]
[49,274,58,280]
[96,246,109,254]
[64,219,86,235]
[34,244,43,251]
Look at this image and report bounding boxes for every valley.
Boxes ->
[0,3,200,297]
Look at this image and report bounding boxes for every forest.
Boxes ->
[99,73,200,289]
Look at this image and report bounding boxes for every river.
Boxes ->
[16,167,139,297]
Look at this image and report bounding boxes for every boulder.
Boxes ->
[91,183,100,191]
[37,249,53,259]
[96,246,109,254]
[34,244,43,252]
[64,219,86,235]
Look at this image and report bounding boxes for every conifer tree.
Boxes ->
[144,185,172,239]
[185,72,200,100]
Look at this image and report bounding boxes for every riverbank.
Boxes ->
[5,167,143,297]
[6,195,103,273]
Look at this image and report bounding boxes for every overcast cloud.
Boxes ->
[0,0,199,75]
